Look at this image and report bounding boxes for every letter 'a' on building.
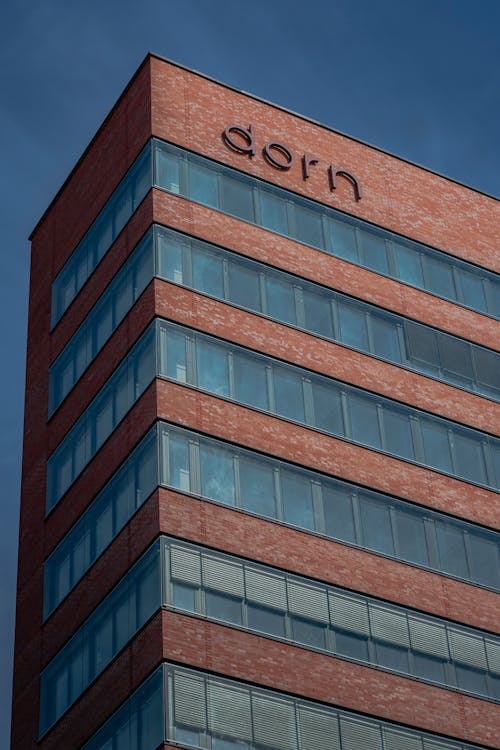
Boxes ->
[13,53,500,750]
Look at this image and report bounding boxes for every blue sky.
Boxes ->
[1,0,499,744]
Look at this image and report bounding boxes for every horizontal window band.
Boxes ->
[43,420,499,623]
[83,663,492,750]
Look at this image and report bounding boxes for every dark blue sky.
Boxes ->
[1,0,499,743]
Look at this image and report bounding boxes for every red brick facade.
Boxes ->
[12,54,499,749]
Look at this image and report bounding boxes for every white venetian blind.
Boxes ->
[448,628,487,670]
[245,566,288,610]
[173,671,206,729]
[370,604,410,647]
[202,553,245,598]
[207,681,252,741]
[339,716,383,750]
[252,694,297,750]
[329,591,370,636]
[297,704,340,750]
[287,580,329,623]
[408,615,450,659]
[170,544,202,586]
[383,727,423,750]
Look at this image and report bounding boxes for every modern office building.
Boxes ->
[11,53,500,750]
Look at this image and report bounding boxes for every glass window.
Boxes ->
[327,220,358,262]
[453,431,487,485]
[349,394,381,449]
[359,494,395,556]
[334,628,369,661]
[421,421,452,474]
[455,664,488,696]
[474,347,500,395]
[338,301,369,352]
[227,261,261,312]
[157,231,185,284]
[200,444,235,505]
[266,276,296,326]
[239,456,276,518]
[273,368,305,423]
[221,175,254,222]
[233,352,269,411]
[281,471,314,531]
[302,290,333,339]
[404,322,439,375]
[370,314,401,363]
[192,246,224,298]
[247,602,285,638]
[359,232,389,274]
[293,204,324,248]
[394,243,424,287]
[423,255,456,300]
[458,269,488,313]
[206,590,243,626]
[159,327,187,382]
[393,506,429,567]
[168,433,191,493]
[260,191,288,234]
[322,484,356,544]
[189,162,219,208]
[467,532,500,590]
[375,641,409,673]
[383,408,414,460]
[173,582,196,611]
[312,381,344,436]
[435,522,469,580]
[413,651,447,684]
[438,336,473,384]
[196,340,230,397]
[155,147,181,193]
[292,616,326,649]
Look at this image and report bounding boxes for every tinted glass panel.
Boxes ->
[274,369,305,422]
[233,353,269,410]
[349,395,381,449]
[323,485,356,544]
[221,176,254,221]
[228,262,261,311]
[435,523,469,579]
[200,445,235,505]
[189,162,219,208]
[281,472,314,530]
[260,191,288,234]
[266,276,297,325]
[303,290,333,338]
[192,247,224,298]
[338,301,369,351]
[197,340,230,396]
[239,457,276,517]
[359,495,395,556]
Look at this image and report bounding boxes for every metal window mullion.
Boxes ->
[258,272,267,316]
[330,296,341,341]
[483,438,496,489]
[183,237,194,288]
[186,334,197,385]
[190,440,201,496]
[409,415,425,463]
[312,481,325,534]
[365,310,376,355]
[423,516,440,574]
[222,258,230,301]
[340,390,350,439]
[274,468,284,522]
[228,351,235,399]
[294,285,306,328]
[266,365,276,413]
[234,455,242,508]
[385,239,398,277]
[303,378,315,426]
[286,200,296,238]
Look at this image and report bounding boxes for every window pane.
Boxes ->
[206,590,243,626]
[370,315,401,363]
[200,444,235,505]
[458,269,487,313]
[394,244,424,287]
[322,484,356,544]
[247,602,285,637]
[239,457,276,517]
[192,247,224,298]
[227,261,261,312]
[281,471,314,530]
[338,301,369,351]
[303,290,333,338]
[435,522,469,579]
[413,652,446,684]
[189,162,219,208]
[312,381,344,436]
[233,353,269,411]
[334,629,369,661]
[327,220,358,262]
[155,147,180,193]
[157,232,185,283]
[159,328,187,382]
[197,340,230,397]
[438,336,473,383]
[292,616,326,649]
[274,368,305,422]
[474,347,500,395]
[169,434,191,493]
[260,191,288,234]
[359,232,389,274]
[424,255,456,299]
[453,432,487,485]
[455,664,488,696]
[404,322,439,375]
[421,421,452,474]
[393,506,429,567]
[349,395,381,449]
[173,582,196,611]
[375,641,409,673]
[266,276,296,326]
[383,408,414,460]
[467,532,500,589]
[294,205,324,247]
[359,494,395,556]
[221,175,254,221]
